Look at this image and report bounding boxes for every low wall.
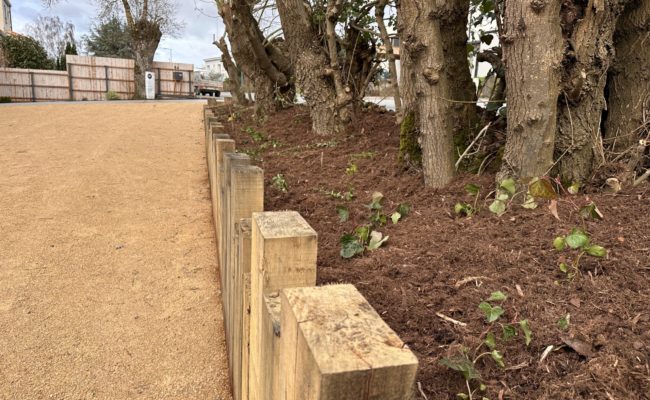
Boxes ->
[203,104,419,400]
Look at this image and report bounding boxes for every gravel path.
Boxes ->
[0,102,231,399]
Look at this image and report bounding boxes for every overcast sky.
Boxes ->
[11,0,225,68]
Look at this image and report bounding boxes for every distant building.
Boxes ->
[203,56,225,76]
[0,0,11,33]
[378,35,401,82]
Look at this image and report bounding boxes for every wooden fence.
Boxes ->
[0,56,194,102]
[203,104,419,400]
[0,68,68,101]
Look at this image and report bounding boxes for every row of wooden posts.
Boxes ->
[203,102,419,400]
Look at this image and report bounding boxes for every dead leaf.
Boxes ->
[561,335,595,358]
[516,284,524,297]
[548,200,561,221]
[569,298,581,308]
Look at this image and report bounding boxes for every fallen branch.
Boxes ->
[633,169,650,187]
[455,276,489,288]
[435,312,467,327]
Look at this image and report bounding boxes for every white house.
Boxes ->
[204,56,225,76]
[0,0,12,33]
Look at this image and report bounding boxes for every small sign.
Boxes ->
[145,71,156,100]
[173,71,183,81]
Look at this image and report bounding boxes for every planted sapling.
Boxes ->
[271,174,288,193]
[553,228,607,280]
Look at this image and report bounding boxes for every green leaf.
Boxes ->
[439,356,481,381]
[336,206,349,222]
[340,234,364,259]
[484,332,496,350]
[529,178,558,200]
[368,231,389,250]
[465,183,481,196]
[553,236,566,251]
[502,324,517,341]
[558,314,570,331]
[355,225,370,244]
[567,182,581,195]
[487,291,507,302]
[496,192,510,201]
[579,202,604,220]
[489,200,506,216]
[519,319,533,346]
[396,203,411,217]
[391,212,401,224]
[559,262,569,273]
[566,228,590,249]
[500,178,517,196]
[369,191,384,210]
[490,350,505,368]
[457,394,469,400]
[455,203,474,217]
[522,194,538,209]
[479,302,505,323]
[584,245,607,258]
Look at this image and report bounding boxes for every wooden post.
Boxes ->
[236,219,253,400]
[208,133,230,204]
[29,72,35,102]
[104,65,110,93]
[213,138,235,251]
[249,211,318,400]
[279,284,419,400]
[227,166,263,395]
[221,153,251,322]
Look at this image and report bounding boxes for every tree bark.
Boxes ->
[217,0,293,115]
[130,20,162,99]
[215,36,248,105]
[398,0,478,188]
[604,0,650,153]
[376,0,401,116]
[499,0,564,181]
[276,0,348,135]
[555,0,628,184]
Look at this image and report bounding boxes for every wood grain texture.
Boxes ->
[249,211,318,400]
[279,284,418,400]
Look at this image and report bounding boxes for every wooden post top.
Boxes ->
[252,211,317,240]
[281,284,418,375]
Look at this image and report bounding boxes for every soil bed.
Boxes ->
[215,104,650,400]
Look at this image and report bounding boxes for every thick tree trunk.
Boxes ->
[217,0,293,115]
[376,0,401,116]
[130,20,162,99]
[555,0,627,184]
[604,0,650,153]
[499,0,564,181]
[215,36,248,105]
[398,0,478,188]
[276,0,347,135]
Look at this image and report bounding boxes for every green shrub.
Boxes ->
[0,34,53,70]
[105,91,120,101]
[0,97,12,103]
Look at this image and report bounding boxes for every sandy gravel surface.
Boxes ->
[0,102,231,399]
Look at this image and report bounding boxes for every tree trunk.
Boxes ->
[398,0,478,188]
[555,0,628,184]
[130,20,162,99]
[604,0,650,153]
[376,0,401,116]
[215,36,248,105]
[217,0,293,115]
[276,0,348,135]
[499,0,564,181]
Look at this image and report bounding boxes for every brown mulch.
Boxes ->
[215,104,650,400]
